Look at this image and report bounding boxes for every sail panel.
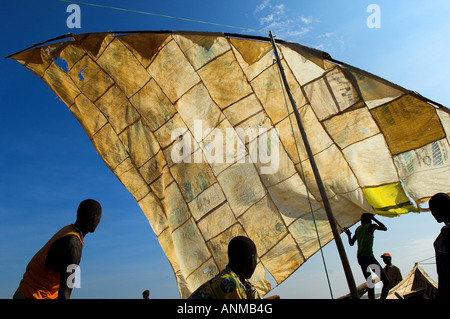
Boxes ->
[10,31,450,297]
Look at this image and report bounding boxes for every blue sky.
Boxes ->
[1,0,449,299]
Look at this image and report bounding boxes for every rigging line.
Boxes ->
[271,41,334,300]
[56,0,265,34]
[417,256,435,263]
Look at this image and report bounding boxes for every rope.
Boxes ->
[271,44,334,299]
[417,256,435,264]
[56,0,266,34]
[417,256,436,265]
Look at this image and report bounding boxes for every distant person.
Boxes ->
[380,253,403,288]
[188,236,261,299]
[344,213,390,299]
[13,199,102,299]
[142,289,150,299]
[429,192,450,300]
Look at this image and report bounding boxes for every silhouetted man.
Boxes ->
[189,236,261,299]
[429,192,450,300]
[13,199,102,299]
[345,213,390,299]
[380,253,402,288]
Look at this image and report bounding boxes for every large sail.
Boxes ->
[9,31,450,298]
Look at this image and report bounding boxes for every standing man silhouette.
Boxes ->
[380,253,402,289]
[13,199,102,299]
[345,213,390,299]
[429,192,450,300]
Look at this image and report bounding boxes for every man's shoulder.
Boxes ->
[52,234,83,249]
[45,235,83,272]
[391,264,401,271]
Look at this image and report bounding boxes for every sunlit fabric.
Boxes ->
[10,31,450,298]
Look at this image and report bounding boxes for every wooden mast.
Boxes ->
[269,31,359,299]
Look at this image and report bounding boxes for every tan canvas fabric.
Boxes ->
[10,31,449,298]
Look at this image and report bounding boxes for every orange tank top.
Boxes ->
[17,225,84,299]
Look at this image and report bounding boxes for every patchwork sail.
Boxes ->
[9,31,450,297]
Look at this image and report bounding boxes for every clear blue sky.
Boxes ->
[1,0,449,299]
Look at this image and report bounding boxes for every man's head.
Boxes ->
[381,253,392,265]
[361,213,373,226]
[75,199,102,234]
[227,236,257,280]
[429,193,450,224]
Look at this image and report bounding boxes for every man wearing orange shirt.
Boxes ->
[13,199,102,299]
